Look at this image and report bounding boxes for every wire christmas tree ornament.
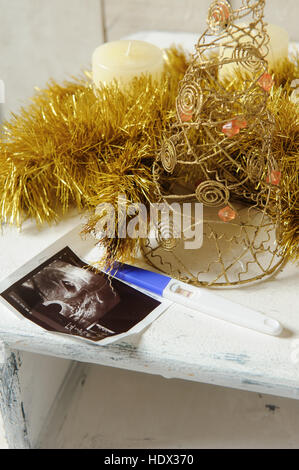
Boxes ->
[142,0,285,287]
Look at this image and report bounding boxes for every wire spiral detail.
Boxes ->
[157,219,179,252]
[244,88,267,115]
[195,181,230,207]
[247,149,266,182]
[160,138,177,173]
[233,44,264,73]
[177,81,203,120]
[207,1,231,33]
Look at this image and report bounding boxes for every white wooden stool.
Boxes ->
[1,32,299,450]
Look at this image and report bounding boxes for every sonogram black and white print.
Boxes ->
[1,247,164,343]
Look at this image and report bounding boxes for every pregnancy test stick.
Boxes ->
[109,264,283,336]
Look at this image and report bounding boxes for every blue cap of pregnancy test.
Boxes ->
[109,263,171,297]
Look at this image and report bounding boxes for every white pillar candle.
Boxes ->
[92,40,164,89]
[219,24,289,81]
[266,24,289,68]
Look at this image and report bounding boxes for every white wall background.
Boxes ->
[0,0,103,120]
[105,0,299,41]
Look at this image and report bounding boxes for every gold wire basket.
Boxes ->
[141,0,285,287]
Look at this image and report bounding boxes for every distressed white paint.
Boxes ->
[0,418,8,449]
[0,341,6,365]
[37,361,88,448]
[0,347,73,448]
[0,350,30,448]
[16,352,73,447]
[41,365,299,449]
[0,394,8,449]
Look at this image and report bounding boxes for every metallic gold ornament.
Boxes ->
[145,0,296,287]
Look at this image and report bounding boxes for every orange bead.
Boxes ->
[212,3,230,22]
[222,117,247,138]
[266,170,281,186]
[258,73,274,92]
[222,120,240,138]
[180,112,193,122]
[218,206,236,222]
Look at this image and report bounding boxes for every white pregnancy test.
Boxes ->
[109,263,283,336]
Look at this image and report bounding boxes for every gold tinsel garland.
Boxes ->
[220,57,299,261]
[0,47,188,224]
[0,47,298,265]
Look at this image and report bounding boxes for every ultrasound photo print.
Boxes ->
[1,247,161,342]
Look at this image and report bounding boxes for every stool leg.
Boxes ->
[0,345,30,449]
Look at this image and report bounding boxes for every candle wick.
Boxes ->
[126,41,132,57]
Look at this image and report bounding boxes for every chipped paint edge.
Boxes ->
[0,348,30,449]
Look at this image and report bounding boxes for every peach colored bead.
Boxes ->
[218,206,236,222]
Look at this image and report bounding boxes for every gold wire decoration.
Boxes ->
[143,0,287,287]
